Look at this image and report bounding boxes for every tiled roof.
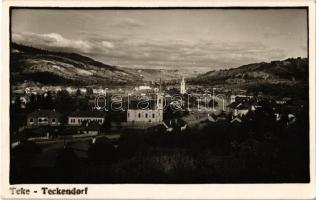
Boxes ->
[227,102,240,109]
[236,103,251,110]
[227,102,251,110]
[27,109,61,118]
[68,110,105,118]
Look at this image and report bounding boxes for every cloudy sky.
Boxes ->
[12,9,307,70]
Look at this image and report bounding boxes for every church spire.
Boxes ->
[180,76,186,94]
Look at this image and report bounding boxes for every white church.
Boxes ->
[126,93,164,123]
[126,77,186,124]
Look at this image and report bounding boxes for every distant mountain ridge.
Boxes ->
[10,43,192,86]
[193,57,308,84]
[191,57,308,98]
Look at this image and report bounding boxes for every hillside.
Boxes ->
[195,58,308,84]
[123,68,181,82]
[10,43,309,98]
[10,43,142,86]
[191,57,308,97]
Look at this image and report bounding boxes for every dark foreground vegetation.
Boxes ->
[10,104,309,184]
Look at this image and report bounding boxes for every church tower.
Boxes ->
[180,77,186,94]
[156,93,164,110]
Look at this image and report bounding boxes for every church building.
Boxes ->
[127,93,164,123]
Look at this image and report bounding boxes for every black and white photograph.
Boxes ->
[2,1,315,198]
[8,6,311,184]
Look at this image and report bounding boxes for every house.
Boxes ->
[135,85,151,91]
[275,97,292,105]
[27,109,61,127]
[227,102,251,116]
[127,109,163,123]
[76,121,101,135]
[287,114,296,126]
[63,121,101,137]
[68,110,105,126]
[230,95,253,103]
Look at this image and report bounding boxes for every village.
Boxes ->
[7,6,311,186]
[11,76,304,145]
[9,75,309,183]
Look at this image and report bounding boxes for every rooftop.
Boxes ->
[68,110,105,118]
[27,109,61,118]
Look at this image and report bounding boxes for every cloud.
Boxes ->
[12,32,115,55]
[112,18,145,28]
[101,41,114,49]
[96,38,287,69]
[12,31,287,70]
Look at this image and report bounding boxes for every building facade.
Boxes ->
[68,111,105,126]
[127,94,164,123]
[27,109,61,127]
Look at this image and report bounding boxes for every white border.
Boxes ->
[1,0,315,199]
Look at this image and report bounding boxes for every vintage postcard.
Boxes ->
[1,0,315,199]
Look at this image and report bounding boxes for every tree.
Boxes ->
[88,137,116,165]
[27,93,37,112]
[13,97,22,112]
[86,88,93,96]
[43,91,54,109]
[76,88,81,96]
[57,89,70,98]
[54,147,81,182]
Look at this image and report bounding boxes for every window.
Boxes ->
[145,113,148,118]
[38,118,42,123]
[159,99,161,104]
[29,118,34,123]
[52,118,56,123]
[138,113,141,118]
[152,114,155,118]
